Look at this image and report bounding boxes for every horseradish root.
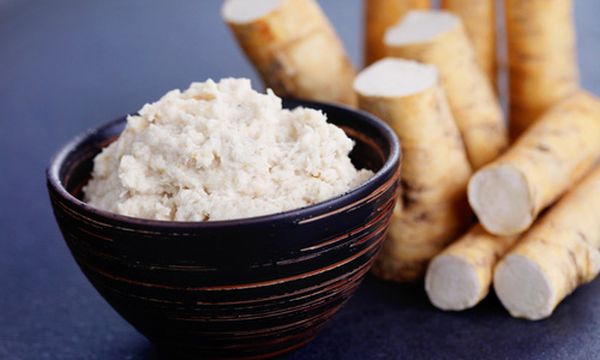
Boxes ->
[494,167,600,320]
[441,0,496,87]
[222,0,357,105]
[505,0,579,137]
[425,225,519,311]
[354,58,473,282]
[468,92,600,236]
[385,10,507,169]
[363,0,430,66]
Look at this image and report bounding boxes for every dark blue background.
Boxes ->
[2,1,600,359]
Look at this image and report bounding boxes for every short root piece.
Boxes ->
[354,58,473,282]
[469,91,600,236]
[223,0,357,105]
[494,167,600,320]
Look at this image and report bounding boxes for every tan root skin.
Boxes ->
[354,58,473,282]
[441,0,496,88]
[223,0,357,106]
[363,0,430,66]
[425,224,519,311]
[494,167,600,320]
[506,0,579,137]
[469,91,600,236]
[385,10,507,169]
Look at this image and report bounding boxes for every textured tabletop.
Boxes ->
[2,1,600,359]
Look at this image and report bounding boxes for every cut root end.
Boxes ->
[468,165,533,236]
[222,0,283,23]
[384,10,459,46]
[493,254,555,320]
[353,58,437,98]
[425,255,481,311]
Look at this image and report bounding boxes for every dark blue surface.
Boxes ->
[1,1,600,359]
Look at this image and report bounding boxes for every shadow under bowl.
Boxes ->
[46,99,401,359]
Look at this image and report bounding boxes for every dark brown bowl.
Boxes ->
[46,99,401,359]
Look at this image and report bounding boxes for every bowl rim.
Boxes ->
[46,98,400,229]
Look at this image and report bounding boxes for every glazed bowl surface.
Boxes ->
[47,99,401,359]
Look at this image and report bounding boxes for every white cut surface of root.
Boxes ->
[494,254,554,320]
[384,10,458,46]
[425,255,480,310]
[468,165,532,236]
[353,58,437,98]
[222,0,283,23]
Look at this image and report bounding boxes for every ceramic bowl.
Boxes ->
[47,99,401,359]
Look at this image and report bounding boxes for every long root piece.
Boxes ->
[354,58,473,282]
[385,10,507,169]
[222,0,357,105]
[364,0,430,66]
[425,224,519,311]
[468,91,600,236]
[441,0,496,87]
[494,167,600,320]
[505,0,579,137]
